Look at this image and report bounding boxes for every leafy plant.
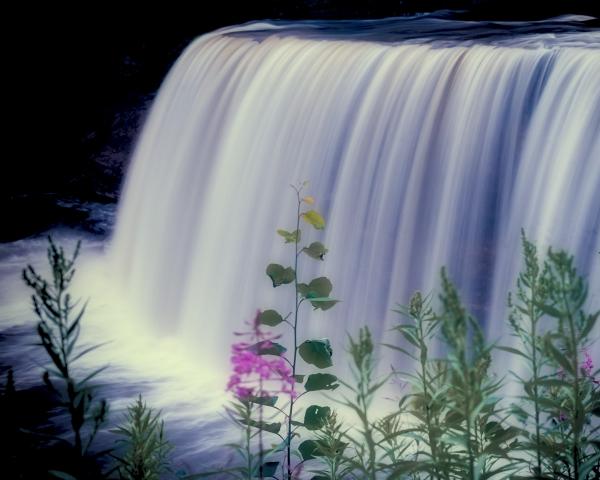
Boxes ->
[22,237,108,458]
[336,326,406,479]
[221,183,340,479]
[305,410,352,479]
[536,248,600,479]
[111,395,172,480]
[502,232,554,477]
[388,292,453,479]
[438,268,519,480]
[262,182,340,479]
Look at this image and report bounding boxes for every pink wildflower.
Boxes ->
[226,310,296,399]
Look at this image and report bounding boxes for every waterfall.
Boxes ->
[111,16,600,371]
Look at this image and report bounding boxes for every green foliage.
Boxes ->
[305,411,352,479]
[218,182,339,479]
[258,310,284,327]
[536,248,599,478]
[389,292,453,479]
[266,183,339,479]
[502,236,600,479]
[503,232,554,476]
[438,268,518,480]
[299,339,334,368]
[302,242,328,261]
[212,399,282,479]
[336,327,404,480]
[266,264,295,287]
[304,405,331,430]
[301,210,326,230]
[22,237,108,457]
[111,395,172,480]
[304,373,339,392]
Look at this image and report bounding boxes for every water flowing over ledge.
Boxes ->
[111,14,600,373]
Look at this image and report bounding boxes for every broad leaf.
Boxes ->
[247,395,278,407]
[299,440,320,461]
[249,341,287,356]
[277,229,300,244]
[303,277,332,298]
[259,310,284,327]
[266,264,295,287]
[304,405,331,430]
[304,373,339,391]
[259,462,279,477]
[299,339,333,368]
[302,242,328,260]
[239,419,281,434]
[301,210,325,230]
[307,297,339,311]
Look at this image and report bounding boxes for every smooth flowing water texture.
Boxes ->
[111,15,600,375]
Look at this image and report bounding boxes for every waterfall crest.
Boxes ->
[111,16,600,366]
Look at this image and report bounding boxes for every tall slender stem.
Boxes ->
[527,273,543,476]
[417,317,440,480]
[287,189,302,479]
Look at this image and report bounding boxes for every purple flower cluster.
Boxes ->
[226,311,295,399]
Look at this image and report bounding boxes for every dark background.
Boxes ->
[3,0,599,241]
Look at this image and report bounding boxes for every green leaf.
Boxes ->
[247,395,278,407]
[299,440,320,461]
[302,242,328,260]
[304,373,339,391]
[239,419,281,434]
[297,283,309,297]
[301,210,325,230]
[277,229,300,244]
[308,297,340,311]
[301,277,332,299]
[259,310,284,327]
[299,339,333,369]
[544,339,573,375]
[304,405,331,430]
[259,461,279,477]
[497,346,530,359]
[249,341,287,356]
[266,264,295,287]
[294,375,305,383]
[298,277,338,310]
[536,301,563,318]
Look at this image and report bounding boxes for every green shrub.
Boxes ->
[111,395,172,480]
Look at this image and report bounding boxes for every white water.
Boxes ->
[112,17,600,375]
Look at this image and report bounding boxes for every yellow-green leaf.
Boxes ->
[301,210,325,230]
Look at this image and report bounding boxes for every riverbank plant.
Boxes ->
[110,394,172,480]
[23,237,109,472]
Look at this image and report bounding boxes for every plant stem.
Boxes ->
[246,402,253,480]
[527,273,543,476]
[417,317,440,480]
[287,190,302,479]
[560,273,581,480]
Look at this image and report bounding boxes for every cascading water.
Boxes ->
[111,14,600,375]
